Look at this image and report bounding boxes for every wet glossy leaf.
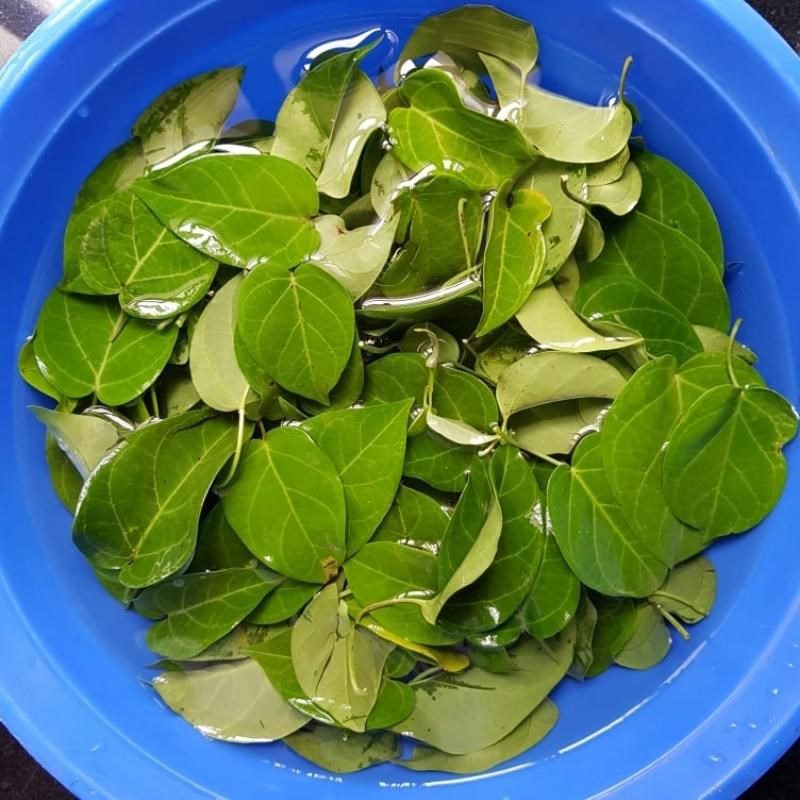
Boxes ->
[71,139,146,217]
[400,323,460,365]
[74,411,237,587]
[522,530,581,639]
[584,208,729,330]
[474,328,534,383]
[585,596,637,678]
[389,70,532,191]
[31,407,119,480]
[370,153,410,218]
[516,282,641,353]
[439,447,542,632]
[221,427,346,583]
[134,68,243,167]
[393,631,573,754]
[650,556,716,624]
[134,154,320,269]
[466,614,524,650]
[344,542,460,646]
[614,603,671,670]
[516,161,586,280]
[379,176,483,295]
[190,274,250,412]
[477,187,549,336]
[483,53,632,163]
[248,579,318,625]
[302,329,364,414]
[73,189,217,320]
[385,648,417,678]
[496,351,626,420]
[403,700,557,773]
[311,214,399,300]
[576,276,703,364]
[153,658,308,742]
[548,433,668,597]
[45,435,83,513]
[510,398,609,456]
[190,503,256,571]
[136,568,274,659]
[237,262,354,403]
[582,161,642,216]
[586,147,630,187]
[366,679,415,730]
[421,459,503,624]
[635,151,724,269]
[399,6,538,79]
[301,400,413,554]
[18,338,63,401]
[467,646,516,673]
[183,622,276,662]
[34,290,177,405]
[663,385,797,537]
[286,726,400,773]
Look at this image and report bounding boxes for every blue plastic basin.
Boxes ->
[1,1,799,798]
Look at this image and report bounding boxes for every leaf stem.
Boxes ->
[727,318,744,388]
[149,385,161,419]
[654,604,691,641]
[409,666,443,686]
[216,388,249,490]
[618,56,634,99]
[355,596,426,624]
[457,197,473,270]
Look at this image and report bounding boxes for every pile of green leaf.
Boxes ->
[18,4,797,775]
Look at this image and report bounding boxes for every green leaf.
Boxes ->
[158,366,201,416]
[582,209,730,330]
[399,6,539,79]
[311,214,400,300]
[466,614,524,650]
[133,154,320,269]
[650,556,716,624]
[292,586,392,731]
[366,680,416,730]
[136,568,274,659]
[385,648,417,678]
[400,323,460,365]
[582,161,642,216]
[190,503,258,571]
[271,44,374,179]
[425,414,497,447]
[317,69,387,198]
[18,338,63,401]
[45,435,83,512]
[74,412,237,587]
[285,726,400,773]
[180,622,276,662]
[372,484,449,551]
[674,351,764,414]
[378,175,484,296]
[71,189,217,320]
[302,328,364,414]
[393,632,574,754]
[600,356,691,566]
[237,262,354,403]
[419,459,503,624]
[568,594,599,680]
[248,579,318,625]
[509,398,610,456]
[586,147,630,187]
[585,596,637,678]
[301,401,412,554]
[614,603,671,670]
[344,542,460,646]
[388,70,532,191]
[248,625,334,722]
[467,646,516,673]
[496,351,627,420]
[635,151,724,270]
[153,658,308,742]
[34,290,177,405]
[694,325,757,364]
[548,433,668,597]
[576,207,606,261]
[363,352,429,407]
[516,161,587,281]
[190,274,251,411]
[483,53,632,163]
[663,385,797,537]
[31,407,119,480]
[71,139,146,217]
[474,327,534,383]
[221,427,346,583]
[576,276,703,364]
[476,187,549,336]
[516,281,641,353]
[133,68,243,167]
[439,447,543,632]
[403,700,557,773]
[370,153,410,219]
[522,530,581,639]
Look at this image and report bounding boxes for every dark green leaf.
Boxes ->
[136,568,274,659]
[302,328,364,414]
[385,647,417,678]
[248,579,318,625]
[366,680,416,730]
[237,262,354,403]
[388,70,532,191]
[301,400,413,554]
[221,427,346,583]
[45,435,83,512]
[34,290,177,405]
[614,603,671,670]
[585,596,637,678]
[134,154,320,269]
[548,433,668,597]
[74,411,238,587]
[190,503,257,571]
[467,646,516,674]
[466,614,523,650]
[663,385,797,537]
[650,556,716,624]
[568,594,599,680]
[18,338,62,401]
